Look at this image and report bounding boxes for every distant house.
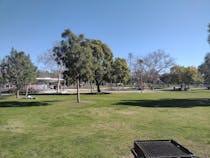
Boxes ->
[29,77,64,90]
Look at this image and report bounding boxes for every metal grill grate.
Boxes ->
[131,140,195,158]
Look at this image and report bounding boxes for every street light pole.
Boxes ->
[138,59,144,93]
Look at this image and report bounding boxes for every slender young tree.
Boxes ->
[127,52,134,85]
[208,23,210,45]
[128,53,134,74]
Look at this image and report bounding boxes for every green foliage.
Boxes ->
[87,40,113,92]
[53,29,93,102]
[0,60,8,95]
[0,91,210,157]
[53,28,115,99]
[200,24,210,83]
[167,66,203,84]
[2,49,37,98]
[54,29,116,93]
[199,53,210,84]
[160,73,174,84]
[0,59,8,85]
[184,66,203,84]
[56,29,93,82]
[112,57,130,84]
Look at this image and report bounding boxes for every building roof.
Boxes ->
[36,77,64,81]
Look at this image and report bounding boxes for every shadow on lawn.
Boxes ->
[116,98,210,108]
[0,95,11,100]
[0,100,57,108]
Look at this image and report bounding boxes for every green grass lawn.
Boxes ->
[0,90,210,158]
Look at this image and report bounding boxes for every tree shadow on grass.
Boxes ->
[0,100,58,108]
[115,98,210,108]
[0,95,11,100]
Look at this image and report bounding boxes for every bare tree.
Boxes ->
[128,53,133,72]
[143,50,175,83]
[208,23,210,45]
[135,50,175,84]
[127,52,134,85]
[38,46,64,93]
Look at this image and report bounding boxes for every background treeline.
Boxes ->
[0,24,210,102]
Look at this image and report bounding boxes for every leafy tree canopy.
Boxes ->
[166,65,203,85]
[199,53,210,84]
[87,39,113,92]
[53,29,93,102]
[0,59,8,85]
[54,29,93,82]
[112,57,130,84]
[3,48,37,98]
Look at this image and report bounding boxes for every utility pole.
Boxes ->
[128,53,133,87]
[139,59,144,93]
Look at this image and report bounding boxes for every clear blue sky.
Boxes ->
[0,0,210,69]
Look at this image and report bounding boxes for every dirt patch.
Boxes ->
[116,110,138,116]
[0,120,26,133]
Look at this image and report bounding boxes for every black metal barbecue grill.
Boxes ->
[131,140,196,158]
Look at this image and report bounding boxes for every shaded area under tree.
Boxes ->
[0,100,58,108]
[115,98,210,108]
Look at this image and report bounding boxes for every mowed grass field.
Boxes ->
[0,90,210,158]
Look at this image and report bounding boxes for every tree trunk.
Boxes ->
[76,79,80,103]
[96,80,101,93]
[25,85,29,96]
[16,89,20,99]
[57,72,61,94]
[0,85,2,96]
[180,84,184,91]
[90,81,93,93]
